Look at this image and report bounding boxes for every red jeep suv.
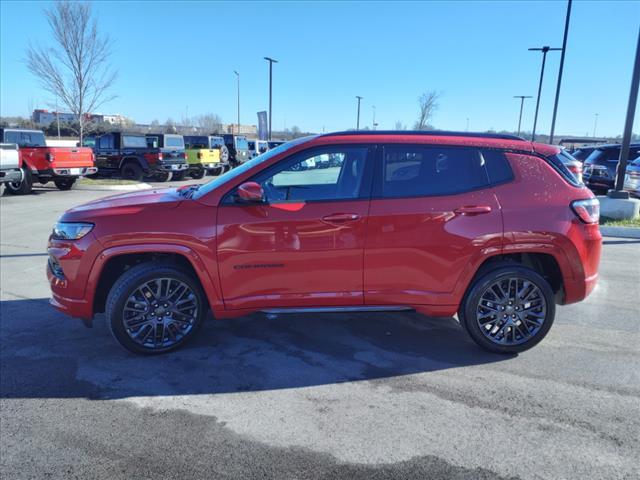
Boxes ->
[47,132,601,355]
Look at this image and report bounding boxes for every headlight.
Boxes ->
[51,222,94,240]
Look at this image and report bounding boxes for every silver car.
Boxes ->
[623,156,640,197]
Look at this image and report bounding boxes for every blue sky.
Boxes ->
[1,0,638,136]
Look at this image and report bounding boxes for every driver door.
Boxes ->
[216,145,374,310]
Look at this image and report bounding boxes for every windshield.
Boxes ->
[193,136,314,200]
[165,135,184,148]
[122,135,148,148]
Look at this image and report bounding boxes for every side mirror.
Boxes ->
[237,181,264,202]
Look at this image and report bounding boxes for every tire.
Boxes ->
[154,171,173,182]
[54,178,76,191]
[219,145,229,163]
[120,162,144,182]
[190,169,206,179]
[5,167,33,195]
[172,171,186,181]
[459,265,555,354]
[0,183,5,197]
[105,262,207,355]
[207,166,223,177]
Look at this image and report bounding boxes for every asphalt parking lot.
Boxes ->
[1,183,639,480]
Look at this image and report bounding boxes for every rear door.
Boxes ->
[364,144,505,307]
[216,145,374,310]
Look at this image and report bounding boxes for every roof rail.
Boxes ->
[321,130,526,141]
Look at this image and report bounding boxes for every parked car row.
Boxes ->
[0,127,289,195]
[573,143,640,195]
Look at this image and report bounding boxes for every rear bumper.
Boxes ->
[584,176,614,190]
[34,167,98,177]
[0,168,23,184]
[155,162,188,172]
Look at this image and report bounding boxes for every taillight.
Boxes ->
[184,152,188,160]
[571,198,600,224]
[46,153,55,162]
[197,152,203,159]
[157,152,163,161]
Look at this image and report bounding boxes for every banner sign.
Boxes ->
[257,111,268,140]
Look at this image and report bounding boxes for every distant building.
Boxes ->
[223,123,257,136]
[32,109,132,126]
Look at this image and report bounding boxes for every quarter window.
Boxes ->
[381,145,489,198]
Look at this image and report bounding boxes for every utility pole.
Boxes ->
[55,97,61,140]
[549,0,573,144]
[593,113,599,137]
[356,96,363,130]
[264,57,278,140]
[610,27,640,197]
[372,105,377,130]
[234,70,240,135]
[513,96,532,137]
[529,46,562,141]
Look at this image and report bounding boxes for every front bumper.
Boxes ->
[47,262,93,321]
[0,168,23,184]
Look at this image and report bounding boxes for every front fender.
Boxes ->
[85,243,224,316]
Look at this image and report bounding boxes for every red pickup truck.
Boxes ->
[0,128,97,194]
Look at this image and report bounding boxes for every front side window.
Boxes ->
[99,134,115,149]
[380,145,488,198]
[230,146,369,203]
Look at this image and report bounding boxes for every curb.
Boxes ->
[74,183,153,191]
[600,226,640,239]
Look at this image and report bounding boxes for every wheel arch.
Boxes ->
[89,244,222,315]
[464,252,566,305]
[119,156,149,171]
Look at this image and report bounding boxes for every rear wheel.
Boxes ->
[207,166,223,176]
[5,167,32,195]
[105,263,207,355]
[172,171,186,181]
[154,171,173,182]
[120,162,144,182]
[190,168,206,179]
[459,266,555,354]
[54,178,76,191]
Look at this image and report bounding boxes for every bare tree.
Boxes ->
[195,114,223,134]
[414,91,440,130]
[164,118,177,134]
[26,1,116,143]
[394,121,406,130]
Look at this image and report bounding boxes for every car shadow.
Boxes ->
[0,298,511,400]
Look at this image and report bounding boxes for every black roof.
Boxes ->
[593,143,640,149]
[322,130,526,141]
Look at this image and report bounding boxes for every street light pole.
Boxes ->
[264,57,278,140]
[355,96,362,130]
[549,0,573,144]
[234,71,240,135]
[529,46,562,141]
[611,27,640,197]
[593,113,599,137]
[372,105,377,130]
[513,95,532,137]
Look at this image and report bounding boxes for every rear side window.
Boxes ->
[99,134,115,149]
[122,135,146,148]
[379,145,488,198]
[546,152,582,187]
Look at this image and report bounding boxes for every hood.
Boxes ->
[60,187,182,221]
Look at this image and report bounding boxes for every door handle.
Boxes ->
[322,213,360,223]
[454,205,492,216]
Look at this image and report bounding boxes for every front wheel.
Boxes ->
[172,171,186,181]
[105,263,207,354]
[54,178,76,191]
[121,162,144,182]
[459,266,555,354]
[154,171,173,182]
